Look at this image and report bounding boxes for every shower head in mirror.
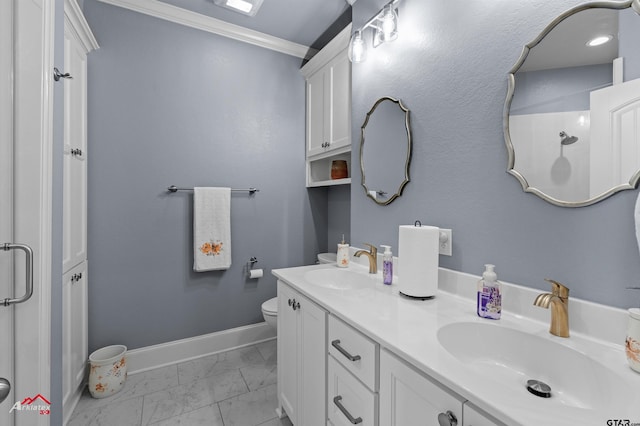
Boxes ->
[559,131,578,145]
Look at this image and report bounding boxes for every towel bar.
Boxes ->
[167,185,259,194]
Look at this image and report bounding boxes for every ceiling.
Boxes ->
[158,0,352,49]
[520,8,619,72]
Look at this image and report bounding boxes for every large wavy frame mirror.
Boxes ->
[360,96,412,206]
[504,0,640,207]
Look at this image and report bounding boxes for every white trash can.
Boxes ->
[88,345,127,398]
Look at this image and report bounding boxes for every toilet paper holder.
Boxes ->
[246,257,261,278]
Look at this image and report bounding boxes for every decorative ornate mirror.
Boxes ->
[504,0,640,207]
[360,97,412,205]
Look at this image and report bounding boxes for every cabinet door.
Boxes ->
[463,401,504,426]
[62,261,88,408]
[327,51,350,152]
[380,349,464,426]
[306,69,326,158]
[62,24,88,273]
[327,356,377,426]
[278,282,299,424]
[299,291,327,426]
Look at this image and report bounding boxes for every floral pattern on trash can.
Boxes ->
[88,345,128,398]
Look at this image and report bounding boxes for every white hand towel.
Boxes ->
[193,187,231,272]
[635,191,640,256]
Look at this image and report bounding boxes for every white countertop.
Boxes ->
[272,262,640,426]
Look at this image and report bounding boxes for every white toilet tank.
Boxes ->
[317,252,337,264]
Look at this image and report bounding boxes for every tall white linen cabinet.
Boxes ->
[62,0,98,422]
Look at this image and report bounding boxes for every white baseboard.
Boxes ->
[126,322,276,374]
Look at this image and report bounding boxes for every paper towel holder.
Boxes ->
[413,221,450,247]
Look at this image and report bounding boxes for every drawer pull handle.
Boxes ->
[333,395,362,424]
[331,339,361,362]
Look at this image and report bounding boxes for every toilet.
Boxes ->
[261,252,337,330]
[261,297,278,330]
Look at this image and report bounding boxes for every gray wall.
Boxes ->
[510,63,611,115]
[351,0,640,309]
[327,185,351,249]
[620,7,640,81]
[84,0,320,351]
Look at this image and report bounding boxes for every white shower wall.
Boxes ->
[509,111,591,202]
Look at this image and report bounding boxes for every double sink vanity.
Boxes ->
[272,254,640,426]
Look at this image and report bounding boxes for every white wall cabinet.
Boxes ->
[277,281,328,426]
[62,1,98,422]
[302,25,352,187]
[305,51,351,159]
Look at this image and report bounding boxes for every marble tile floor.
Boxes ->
[69,339,293,426]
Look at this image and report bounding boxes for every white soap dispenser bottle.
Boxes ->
[477,264,501,320]
[337,234,350,268]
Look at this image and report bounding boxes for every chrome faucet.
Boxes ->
[533,279,570,338]
[354,243,377,274]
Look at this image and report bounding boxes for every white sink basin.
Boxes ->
[303,268,377,291]
[437,322,631,411]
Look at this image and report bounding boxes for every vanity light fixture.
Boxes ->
[213,0,264,17]
[348,0,401,63]
[586,34,613,47]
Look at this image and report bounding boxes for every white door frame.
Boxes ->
[9,0,54,424]
[0,0,16,424]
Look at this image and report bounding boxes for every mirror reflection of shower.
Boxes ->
[559,130,578,145]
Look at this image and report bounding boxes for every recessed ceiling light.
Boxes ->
[586,35,613,47]
[213,0,264,16]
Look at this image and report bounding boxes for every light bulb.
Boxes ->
[586,35,613,47]
[348,30,367,63]
[380,4,398,42]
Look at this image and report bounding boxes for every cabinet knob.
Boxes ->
[292,300,300,311]
[437,410,458,426]
[71,272,83,283]
[288,298,293,306]
[71,148,83,157]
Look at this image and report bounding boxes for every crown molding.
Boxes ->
[96,0,317,59]
[65,0,99,53]
[300,23,351,77]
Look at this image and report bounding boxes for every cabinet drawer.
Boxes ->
[328,315,378,391]
[328,356,377,426]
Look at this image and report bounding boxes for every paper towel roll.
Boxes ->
[398,225,439,298]
[248,269,263,279]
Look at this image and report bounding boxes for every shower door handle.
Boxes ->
[1,243,34,306]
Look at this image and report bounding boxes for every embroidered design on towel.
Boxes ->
[200,240,223,256]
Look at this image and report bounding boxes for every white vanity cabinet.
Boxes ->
[277,281,328,426]
[327,314,379,426]
[380,349,465,426]
[301,25,352,187]
[463,401,505,426]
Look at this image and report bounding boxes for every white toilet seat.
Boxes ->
[262,297,278,315]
